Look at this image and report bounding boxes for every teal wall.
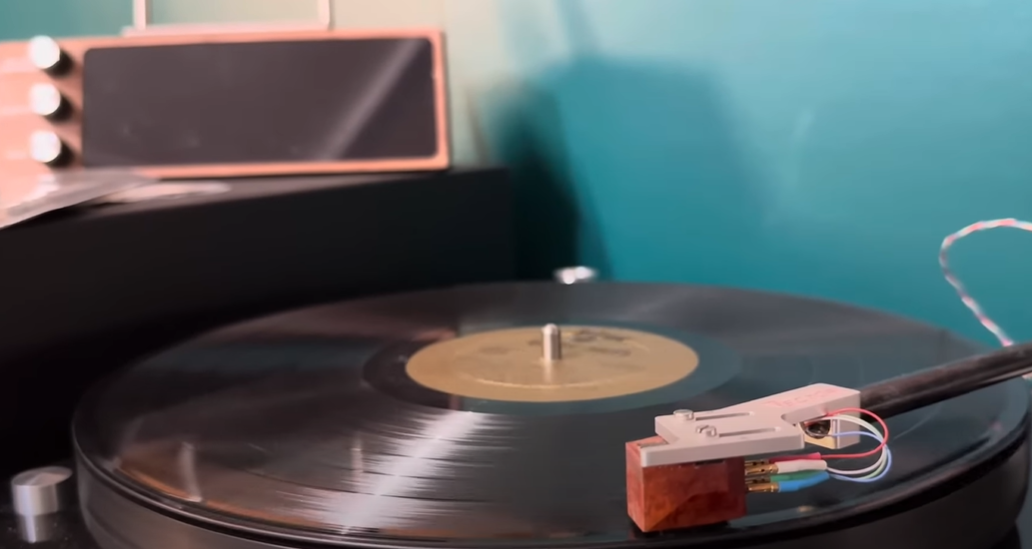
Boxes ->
[3,0,1032,346]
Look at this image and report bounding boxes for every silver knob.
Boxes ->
[27,36,70,76]
[29,130,71,166]
[554,266,598,285]
[29,83,70,120]
[10,466,73,516]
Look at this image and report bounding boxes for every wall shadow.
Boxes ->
[478,57,766,281]
[479,83,599,279]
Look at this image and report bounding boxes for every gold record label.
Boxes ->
[405,325,699,402]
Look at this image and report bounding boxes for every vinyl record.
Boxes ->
[72,282,1029,549]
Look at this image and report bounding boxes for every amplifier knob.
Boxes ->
[29,83,70,120]
[29,130,71,167]
[27,36,70,76]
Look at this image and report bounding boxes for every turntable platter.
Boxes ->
[71,282,1029,549]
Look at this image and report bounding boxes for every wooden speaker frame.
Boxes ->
[0,27,450,194]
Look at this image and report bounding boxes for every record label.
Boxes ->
[405,325,698,402]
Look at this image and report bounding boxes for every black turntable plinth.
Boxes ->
[0,282,1028,549]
